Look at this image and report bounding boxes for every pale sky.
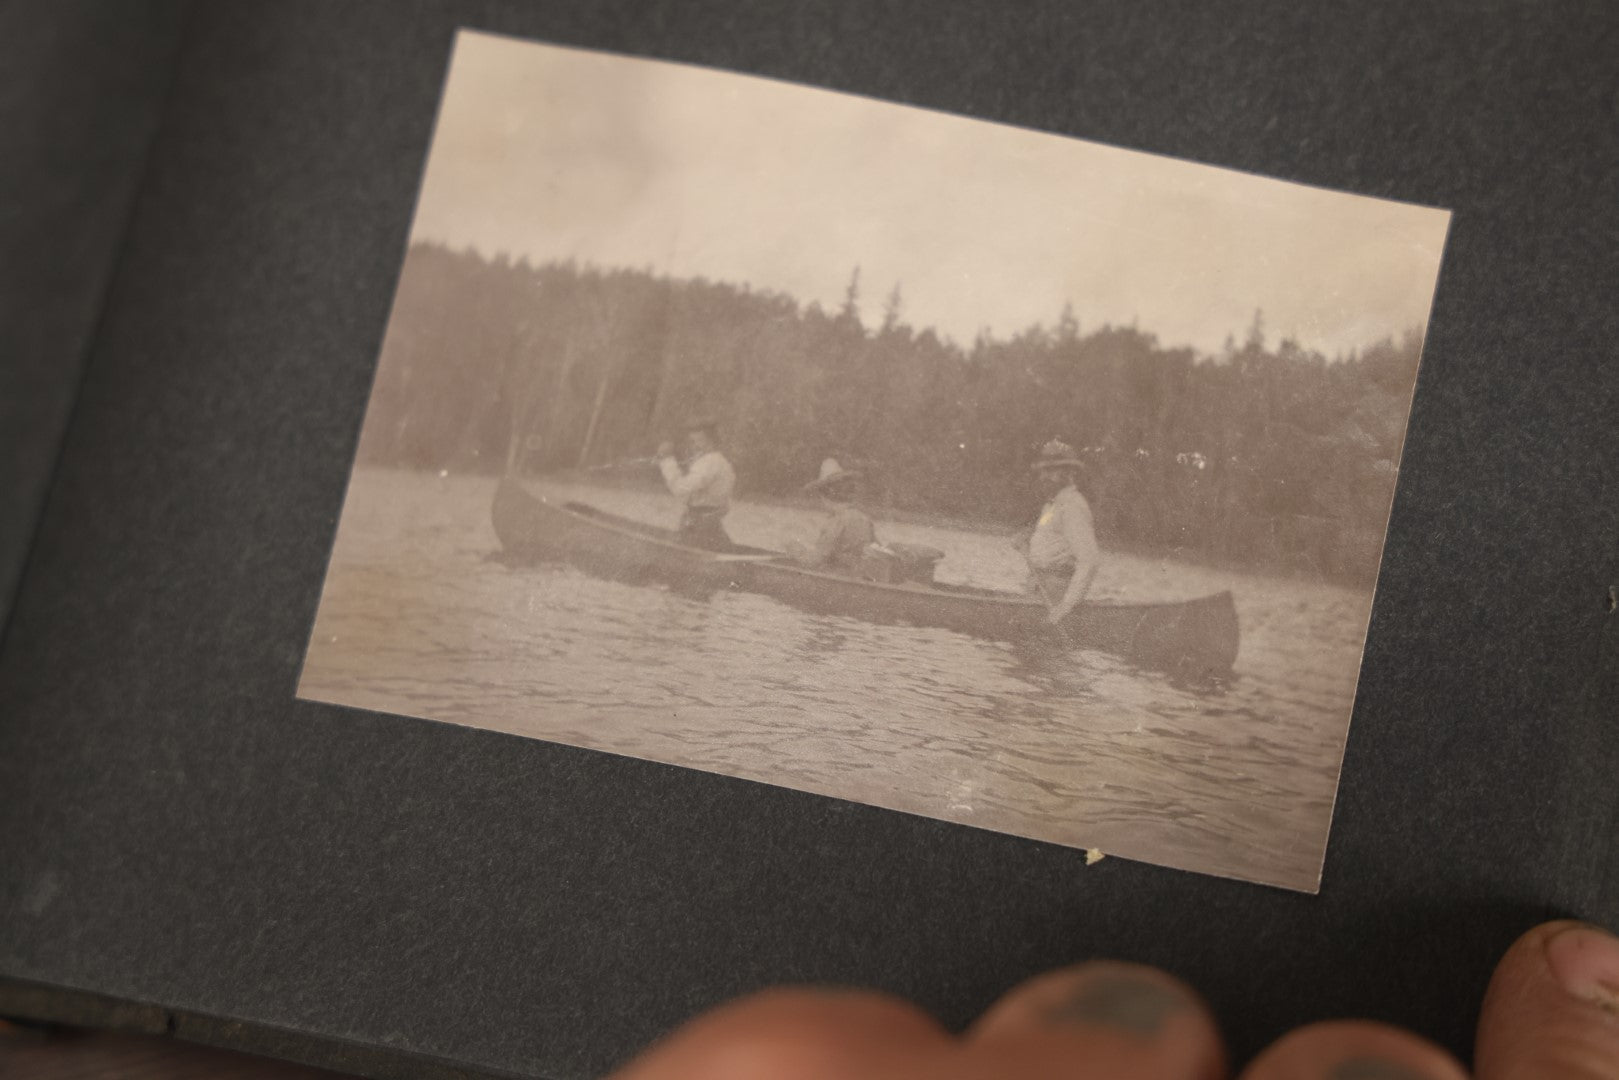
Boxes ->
[408,30,1451,357]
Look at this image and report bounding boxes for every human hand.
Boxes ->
[606,919,1619,1079]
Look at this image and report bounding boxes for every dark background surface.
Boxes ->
[0,0,185,633]
[2,2,1615,1078]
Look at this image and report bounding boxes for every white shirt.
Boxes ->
[1028,486,1098,572]
[659,450,735,512]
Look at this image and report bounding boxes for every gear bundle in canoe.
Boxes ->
[492,478,1239,678]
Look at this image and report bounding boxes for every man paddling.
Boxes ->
[1025,439,1099,627]
[655,417,736,551]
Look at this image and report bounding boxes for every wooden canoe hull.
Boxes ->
[492,479,1239,676]
[492,476,765,591]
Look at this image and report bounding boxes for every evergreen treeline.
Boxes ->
[359,241,1421,585]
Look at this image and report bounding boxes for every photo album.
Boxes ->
[3,6,1613,1080]
[300,31,1449,893]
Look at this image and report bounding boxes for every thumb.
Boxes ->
[1475,920,1619,1080]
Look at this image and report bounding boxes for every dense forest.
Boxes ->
[357,241,1422,585]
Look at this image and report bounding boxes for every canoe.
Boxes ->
[492,478,1239,677]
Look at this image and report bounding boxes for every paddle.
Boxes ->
[1021,548,1083,647]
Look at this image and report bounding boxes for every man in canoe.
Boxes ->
[786,458,877,574]
[655,417,736,551]
[1025,439,1100,627]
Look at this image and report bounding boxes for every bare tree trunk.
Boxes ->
[504,325,544,477]
[645,345,668,437]
[577,362,615,468]
[543,333,584,468]
[546,292,614,470]
[505,384,525,475]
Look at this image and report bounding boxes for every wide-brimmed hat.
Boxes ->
[803,458,863,493]
[1030,439,1087,472]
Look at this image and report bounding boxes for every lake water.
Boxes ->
[298,467,1375,891]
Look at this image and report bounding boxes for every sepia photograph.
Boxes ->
[299,29,1451,891]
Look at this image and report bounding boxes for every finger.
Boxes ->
[606,987,952,1080]
[1475,920,1619,1080]
[1240,1020,1467,1080]
[965,959,1226,1079]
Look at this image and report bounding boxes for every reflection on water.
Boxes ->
[299,468,1373,891]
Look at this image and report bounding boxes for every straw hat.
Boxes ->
[1030,439,1087,472]
[803,458,863,493]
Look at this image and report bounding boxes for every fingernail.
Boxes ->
[1546,923,1619,1012]
[1041,973,1191,1037]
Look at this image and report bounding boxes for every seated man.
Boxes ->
[788,459,877,574]
[655,418,736,551]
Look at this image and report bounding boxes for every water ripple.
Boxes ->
[299,470,1372,892]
